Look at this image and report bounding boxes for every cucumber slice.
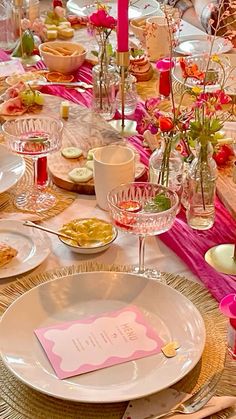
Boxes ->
[61,147,83,159]
[68,167,93,183]
[87,147,99,160]
[85,160,94,171]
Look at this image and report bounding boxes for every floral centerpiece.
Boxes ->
[88,5,117,120]
[137,1,235,229]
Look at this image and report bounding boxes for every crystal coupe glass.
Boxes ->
[2,116,63,212]
[108,182,178,278]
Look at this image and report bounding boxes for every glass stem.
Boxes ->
[138,235,146,274]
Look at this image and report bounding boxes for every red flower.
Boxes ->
[89,9,116,29]
[159,116,174,132]
[52,0,63,8]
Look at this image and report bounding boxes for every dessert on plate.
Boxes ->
[129,51,153,82]
[0,242,18,268]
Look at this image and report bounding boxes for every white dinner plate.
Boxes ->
[0,272,206,402]
[0,145,25,194]
[0,220,51,278]
[67,0,159,19]
[174,35,233,55]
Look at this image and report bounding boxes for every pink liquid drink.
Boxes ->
[11,131,58,156]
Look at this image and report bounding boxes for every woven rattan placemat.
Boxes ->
[0,156,76,221]
[0,263,235,419]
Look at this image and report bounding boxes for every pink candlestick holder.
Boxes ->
[156,58,174,99]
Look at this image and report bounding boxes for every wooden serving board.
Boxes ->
[1,95,146,194]
[44,96,124,194]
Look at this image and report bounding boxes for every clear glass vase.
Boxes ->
[116,74,138,116]
[92,40,117,121]
[149,135,183,204]
[186,142,217,230]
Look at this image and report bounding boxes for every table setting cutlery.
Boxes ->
[29,80,93,89]
[123,372,236,419]
[23,220,81,245]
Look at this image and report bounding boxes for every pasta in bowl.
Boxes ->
[59,218,118,254]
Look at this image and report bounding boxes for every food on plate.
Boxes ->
[67,15,88,26]
[59,218,114,247]
[60,101,70,118]
[41,43,82,57]
[68,167,93,183]
[129,52,153,82]
[6,72,46,87]
[0,82,44,116]
[0,97,27,116]
[85,160,94,171]
[46,30,58,40]
[0,242,18,268]
[61,147,83,159]
[5,81,26,100]
[58,27,75,39]
[46,72,74,82]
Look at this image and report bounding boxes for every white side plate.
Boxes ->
[67,0,159,19]
[0,220,51,278]
[0,272,206,402]
[0,145,25,194]
[174,35,233,55]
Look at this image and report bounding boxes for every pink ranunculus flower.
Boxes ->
[21,18,31,31]
[89,9,116,29]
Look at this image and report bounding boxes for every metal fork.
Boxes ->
[152,373,221,419]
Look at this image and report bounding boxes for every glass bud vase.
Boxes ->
[116,74,138,116]
[149,135,183,203]
[186,141,217,230]
[92,42,117,121]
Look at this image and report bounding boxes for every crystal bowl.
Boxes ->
[107,182,178,236]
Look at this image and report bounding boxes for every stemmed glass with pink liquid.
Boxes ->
[108,182,178,278]
[2,116,63,212]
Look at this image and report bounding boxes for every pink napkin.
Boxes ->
[122,388,236,419]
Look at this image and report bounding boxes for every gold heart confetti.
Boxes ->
[161,341,180,358]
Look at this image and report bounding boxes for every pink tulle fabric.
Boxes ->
[1,51,235,300]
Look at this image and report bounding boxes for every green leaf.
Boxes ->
[144,193,171,213]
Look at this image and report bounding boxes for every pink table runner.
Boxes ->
[1,52,235,301]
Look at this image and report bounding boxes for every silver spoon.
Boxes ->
[23,220,81,246]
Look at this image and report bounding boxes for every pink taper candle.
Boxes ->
[117,0,129,52]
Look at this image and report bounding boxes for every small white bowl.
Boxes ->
[130,18,147,46]
[59,220,118,254]
[39,41,87,74]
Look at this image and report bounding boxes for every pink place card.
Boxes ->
[35,306,164,379]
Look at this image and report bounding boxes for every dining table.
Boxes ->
[0,1,236,418]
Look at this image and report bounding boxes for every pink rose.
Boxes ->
[89,9,116,29]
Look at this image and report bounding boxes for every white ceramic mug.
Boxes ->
[145,16,170,62]
[93,145,135,211]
